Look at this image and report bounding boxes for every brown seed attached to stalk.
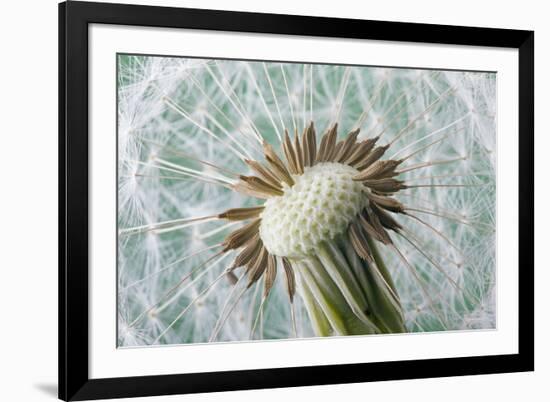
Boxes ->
[301,123,316,167]
[316,123,338,163]
[263,254,278,296]
[363,178,407,194]
[282,129,299,174]
[218,206,265,221]
[335,128,361,163]
[293,128,304,174]
[366,192,405,213]
[244,159,283,190]
[281,257,296,302]
[354,159,403,181]
[348,221,373,262]
[371,203,403,231]
[346,136,379,167]
[238,175,285,197]
[230,234,262,270]
[359,211,392,245]
[262,140,295,186]
[356,144,390,170]
[223,219,261,251]
[246,246,269,288]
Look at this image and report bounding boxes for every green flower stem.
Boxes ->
[366,236,399,297]
[341,238,406,333]
[293,266,333,336]
[294,237,406,337]
[295,260,349,334]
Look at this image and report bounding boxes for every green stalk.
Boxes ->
[293,270,333,336]
[294,236,406,337]
[342,237,406,333]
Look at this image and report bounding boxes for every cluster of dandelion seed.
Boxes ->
[117,55,496,346]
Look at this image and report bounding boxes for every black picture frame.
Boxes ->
[59,1,534,400]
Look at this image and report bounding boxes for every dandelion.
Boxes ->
[117,56,496,345]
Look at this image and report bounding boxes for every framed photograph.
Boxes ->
[59,1,534,400]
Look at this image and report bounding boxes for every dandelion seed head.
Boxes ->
[117,56,496,344]
[260,163,365,258]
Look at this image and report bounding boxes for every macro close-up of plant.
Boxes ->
[117,55,496,346]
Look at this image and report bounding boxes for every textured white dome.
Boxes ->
[259,162,366,258]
